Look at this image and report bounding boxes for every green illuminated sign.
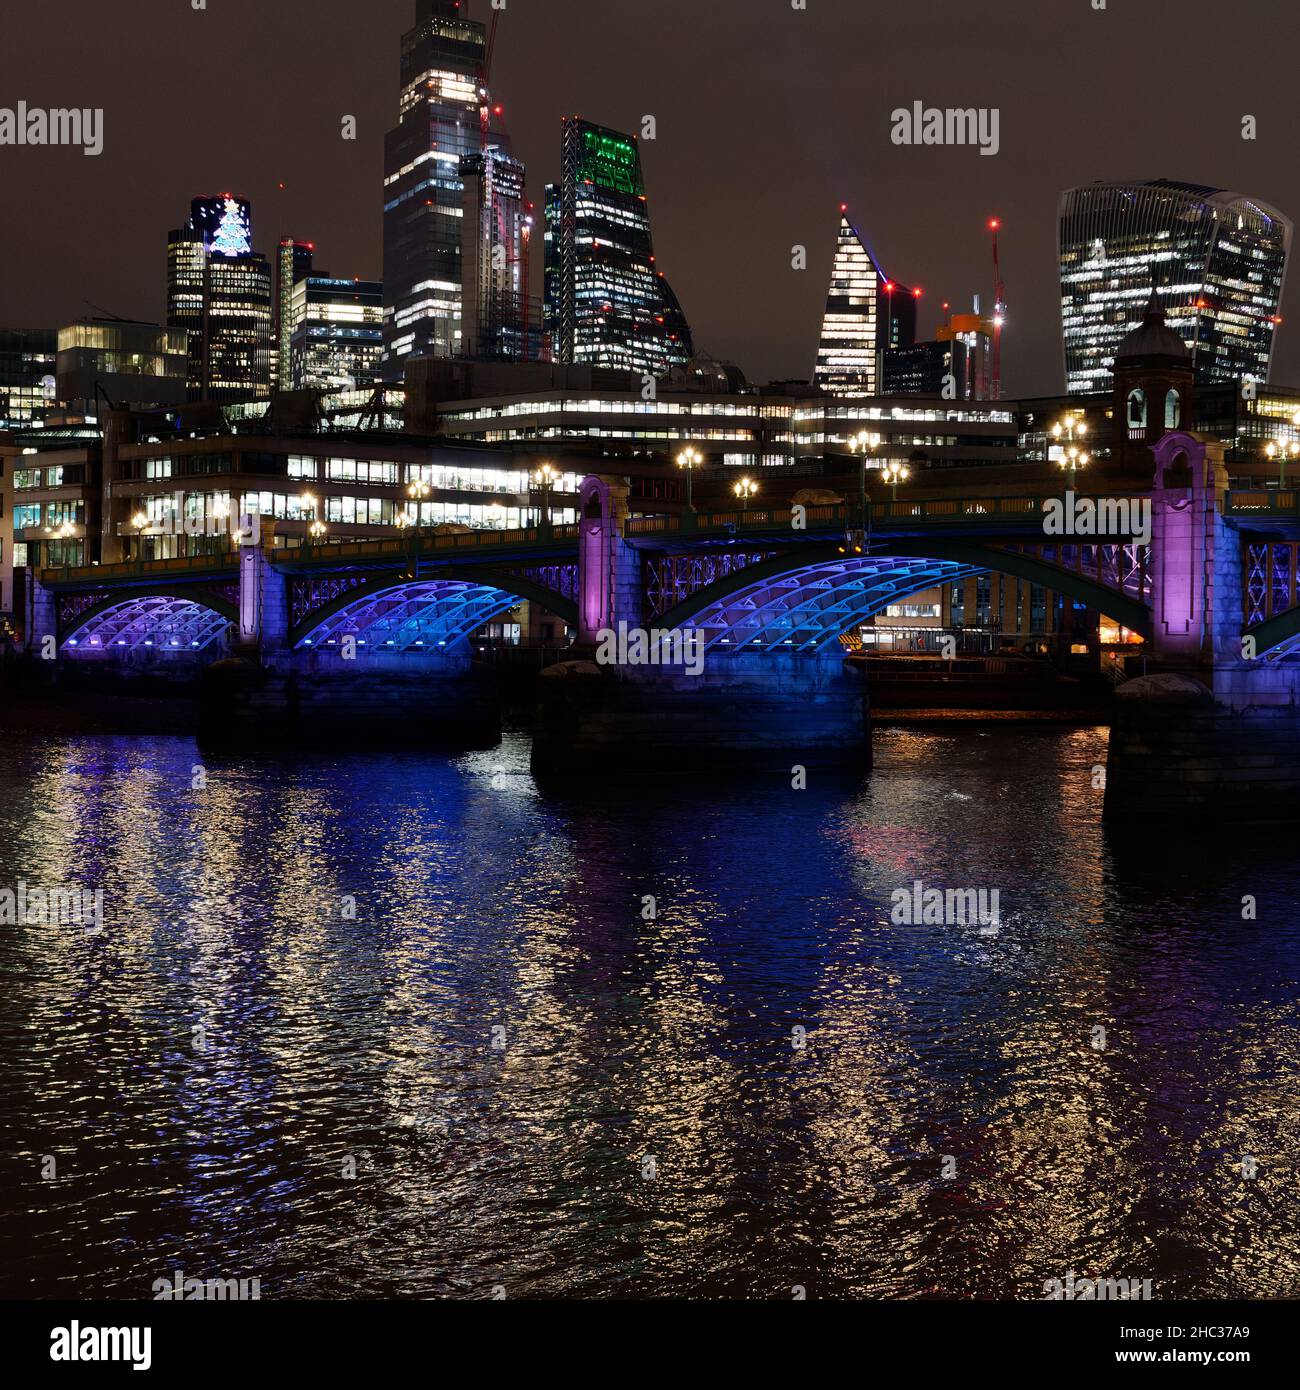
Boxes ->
[578,128,644,198]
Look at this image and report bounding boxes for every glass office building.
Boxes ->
[1059,179,1291,392]
[166,195,273,402]
[0,329,57,427]
[813,212,916,397]
[543,118,693,377]
[381,0,487,373]
[56,320,189,408]
[461,144,542,361]
[287,277,384,391]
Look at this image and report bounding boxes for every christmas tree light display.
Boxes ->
[210,197,251,257]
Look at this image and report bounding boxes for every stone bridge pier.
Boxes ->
[1105,432,1300,822]
[533,475,868,776]
[198,539,498,751]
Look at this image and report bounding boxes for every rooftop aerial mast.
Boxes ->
[989,217,1005,400]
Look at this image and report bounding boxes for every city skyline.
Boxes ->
[2,0,1299,395]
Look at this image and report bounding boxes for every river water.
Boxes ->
[2,725,1298,1299]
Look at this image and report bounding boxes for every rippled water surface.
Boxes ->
[2,726,1299,1299]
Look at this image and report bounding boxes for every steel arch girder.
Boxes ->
[657,540,1153,653]
[62,590,237,652]
[289,567,577,650]
[693,559,982,653]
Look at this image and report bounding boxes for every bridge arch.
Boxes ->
[654,541,1152,653]
[290,567,578,651]
[61,588,237,653]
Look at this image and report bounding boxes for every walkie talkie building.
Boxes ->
[1059,179,1291,393]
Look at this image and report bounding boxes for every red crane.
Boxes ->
[989,218,1005,401]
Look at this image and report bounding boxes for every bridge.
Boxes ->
[38,491,1156,660]
[27,431,1300,820]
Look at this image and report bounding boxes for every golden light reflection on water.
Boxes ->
[2,728,1300,1298]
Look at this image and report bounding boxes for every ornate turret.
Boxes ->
[1112,288,1194,467]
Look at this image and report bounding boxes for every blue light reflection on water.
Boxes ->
[1,725,1298,1299]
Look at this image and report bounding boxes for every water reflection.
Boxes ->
[1,727,1298,1298]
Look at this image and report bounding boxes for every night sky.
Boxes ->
[2,0,1297,396]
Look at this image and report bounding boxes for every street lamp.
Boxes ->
[676,447,702,515]
[849,429,881,529]
[732,476,758,512]
[1050,415,1088,454]
[131,509,149,563]
[881,459,911,501]
[1266,440,1298,488]
[532,461,558,533]
[407,477,431,519]
[1056,446,1089,485]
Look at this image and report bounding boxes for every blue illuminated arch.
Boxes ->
[657,542,1152,653]
[292,572,577,651]
[62,592,235,653]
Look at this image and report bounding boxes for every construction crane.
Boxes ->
[989,218,1005,400]
[472,3,534,360]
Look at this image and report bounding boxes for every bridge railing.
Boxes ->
[40,550,239,587]
[1225,490,1300,514]
[625,495,1054,536]
[38,523,583,587]
[279,523,580,568]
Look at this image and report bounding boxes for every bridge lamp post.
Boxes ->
[532,462,558,538]
[305,518,328,558]
[676,447,702,519]
[396,509,418,576]
[407,478,431,520]
[54,520,77,576]
[732,476,758,513]
[850,430,881,530]
[1057,447,1089,490]
[1265,440,1298,489]
[881,459,910,502]
[406,477,431,565]
[131,510,149,567]
[1050,416,1088,471]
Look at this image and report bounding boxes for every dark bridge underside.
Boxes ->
[655,541,1153,652]
[1244,606,1300,660]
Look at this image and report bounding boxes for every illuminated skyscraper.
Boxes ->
[277,238,315,391]
[543,117,693,376]
[166,195,273,402]
[381,0,486,373]
[287,276,384,391]
[813,211,915,397]
[461,143,542,360]
[1059,180,1291,392]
